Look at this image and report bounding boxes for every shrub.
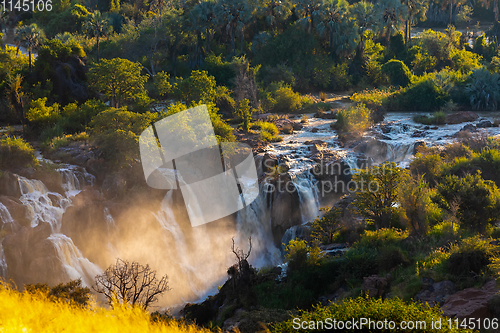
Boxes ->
[388,78,447,111]
[446,236,498,277]
[273,296,469,332]
[171,70,217,104]
[271,85,304,113]
[333,103,372,137]
[0,136,37,171]
[285,240,324,273]
[26,97,61,131]
[437,173,500,233]
[410,152,444,185]
[465,68,500,111]
[378,245,409,272]
[350,88,395,109]
[342,246,378,280]
[381,60,412,87]
[351,162,407,229]
[450,48,482,73]
[310,207,341,244]
[413,111,446,125]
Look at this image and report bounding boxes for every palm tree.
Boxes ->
[14,24,45,73]
[85,10,110,63]
[441,0,467,25]
[215,0,252,57]
[258,0,292,31]
[376,0,407,53]
[190,0,217,62]
[314,0,357,59]
[351,1,379,56]
[292,0,324,34]
[404,0,428,45]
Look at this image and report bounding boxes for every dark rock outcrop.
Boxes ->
[446,112,479,124]
[415,279,456,307]
[441,280,499,319]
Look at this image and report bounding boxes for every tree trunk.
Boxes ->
[240,27,244,55]
[230,23,235,57]
[96,33,100,63]
[495,0,499,22]
[28,49,32,72]
[449,0,453,25]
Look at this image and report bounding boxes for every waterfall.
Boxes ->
[0,203,13,224]
[58,165,96,197]
[48,234,102,287]
[235,187,281,268]
[0,243,6,279]
[17,176,66,230]
[292,171,320,224]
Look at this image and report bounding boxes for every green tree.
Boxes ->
[398,175,441,237]
[403,0,428,45]
[293,0,324,34]
[14,24,45,72]
[171,70,217,104]
[351,162,407,229]
[314,0,357,59]
[236,98,253,132]
[351,1,379,57]
[190,0,217,62]
[88,58,149,108]
[311,207,341,244]
[437,172,500,233]
[257,0,292,31]
[375,0,407,53]
[215,0,252,56]
[84,10,110,63]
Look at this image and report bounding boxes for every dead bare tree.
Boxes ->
[231,236,252,273]
[93,259,170,310]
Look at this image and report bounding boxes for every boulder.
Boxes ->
[441,280,498,319]
[311,127,319,133]
[415,280,456,307]
[362,275,390,297]
[3,222,65,287]
[0,172,21,198]
[460,124,477,133]
[446,112,479,124]
[477,120,493,128]
[413,141,427,155]
[0,196,30,227]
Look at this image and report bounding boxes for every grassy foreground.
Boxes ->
[0,284,210,333]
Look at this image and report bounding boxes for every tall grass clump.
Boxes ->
[333,103,372,138]
[0,283,211,333]
[413,111,446,125]
[252,121,282,142]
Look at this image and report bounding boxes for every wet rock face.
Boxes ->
[446,112,479,124]
[0,172,21,198]
[3,222,64,287]
[441,280,499,319]
[0,196,29,228]
[270,186,302,245]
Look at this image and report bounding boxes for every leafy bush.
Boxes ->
[269,85,306,113]
[450,48,482,73]
[410,151,444,185]
[27,97,61,131]
[273,296,470,332]
[446,236,498,277]
[354,228,408,250]
[333,103,372,137]
[342,246,378,280]
[0,136,37,171]
[285,240,323,273]
[351,162,406,229]
[171,70,217,104]
[465,68,500,111]
[381,60,412,87]
[377,245,409,272]
[310,207,341,244]
[387,77,447,111]
[436,173,500,233]
[350,88,395,110]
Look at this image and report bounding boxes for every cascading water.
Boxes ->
[0,203,13,224]
[292,171,320,223]
[18,176,66,230]
[48,234,102,287]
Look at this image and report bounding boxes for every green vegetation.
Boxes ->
[333,103,372,139]
[0,136,37,171]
